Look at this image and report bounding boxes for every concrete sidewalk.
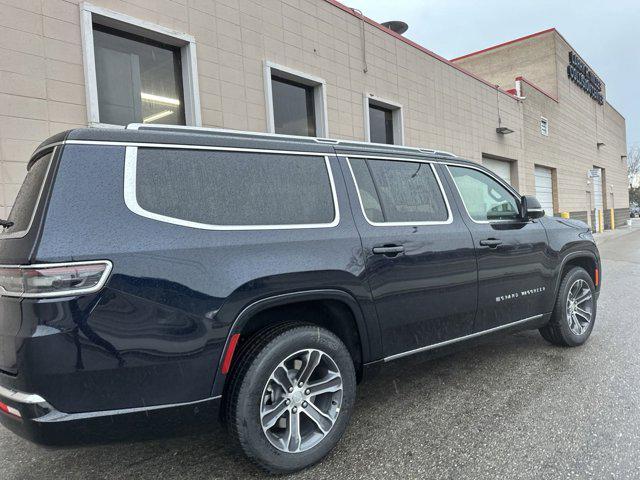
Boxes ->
[593,218,640,246]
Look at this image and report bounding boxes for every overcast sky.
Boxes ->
[344,0,639,149]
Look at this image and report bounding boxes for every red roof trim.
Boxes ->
[322,0,518,100]
[516,76,558,103]
[450,28,557,62]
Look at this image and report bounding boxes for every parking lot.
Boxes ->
[2,224,640,479]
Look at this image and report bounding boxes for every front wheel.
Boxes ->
[539,266,596,346]
[224,324,356,474]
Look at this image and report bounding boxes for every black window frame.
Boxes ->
[270,75,317,137]
[92,23,186,127]
[347,157,452,226]
[368,104,395,145]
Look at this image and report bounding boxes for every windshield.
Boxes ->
[1,152,53,237]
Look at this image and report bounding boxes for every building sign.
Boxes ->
[567,52,603,105]
[588,168,601,179]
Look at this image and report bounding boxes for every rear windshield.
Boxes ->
[1,152,53,237]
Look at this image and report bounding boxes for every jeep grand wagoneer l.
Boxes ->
[0,125,600,473]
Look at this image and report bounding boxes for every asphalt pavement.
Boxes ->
[2,223,640,479]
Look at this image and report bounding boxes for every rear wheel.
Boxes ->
[224,324,356,473]
[539,266,596,346]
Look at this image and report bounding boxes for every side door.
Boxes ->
[340,154,478,359]
[444,163,554,332]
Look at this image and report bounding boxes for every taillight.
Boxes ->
[0,261,112,298]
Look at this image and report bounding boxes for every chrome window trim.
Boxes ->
[0,147,57,240]
[124,146,341,231]
[384,314,544,362]
[444,163,523,225]
[0,260,113,299]
[29,142,64,160]
[345,155,453,227]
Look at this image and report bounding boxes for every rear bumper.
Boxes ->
[0,385,221,446]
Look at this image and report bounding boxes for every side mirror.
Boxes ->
[521,195,545,220]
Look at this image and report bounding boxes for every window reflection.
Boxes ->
[271,76,317,136]
[93,24,185,126]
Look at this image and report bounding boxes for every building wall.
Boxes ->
[553,33,627,215]
[0,0,629,227]
[453,30,559,98]
[454,29,628,219]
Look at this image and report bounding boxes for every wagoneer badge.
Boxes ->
[496,286,546,303]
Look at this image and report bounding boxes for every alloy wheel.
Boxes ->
[566,278,594,335]
[260,349,343,453]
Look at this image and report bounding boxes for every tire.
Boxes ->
[224,323,356,474]
[539,266,597,346]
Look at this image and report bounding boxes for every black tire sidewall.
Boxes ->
[555,267,597,346]
[232,326,356,473]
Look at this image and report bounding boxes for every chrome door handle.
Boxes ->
[479,239,502,248]
[372,245,405,256]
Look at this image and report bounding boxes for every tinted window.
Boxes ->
[271,76,316,136]
[348,159,384,223]
[349,159,449,223]
[2,153,52,236]
[93,24,185,126]
[369,104,394,144]
[135,149,335,226]
[449,166,520,221]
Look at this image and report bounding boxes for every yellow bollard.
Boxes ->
[610,208,615,230]
[560,212,570,219]
[598,210,604,233]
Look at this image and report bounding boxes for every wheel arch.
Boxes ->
[554,251,599,300]
[212,289,371,397]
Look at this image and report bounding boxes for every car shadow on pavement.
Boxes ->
[5,329,579,480]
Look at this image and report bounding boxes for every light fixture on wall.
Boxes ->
[597,142,605,148]
[494,87,514,135]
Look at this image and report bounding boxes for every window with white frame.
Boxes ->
[264,62,328,137]
[80,4,201,127]
[365,95,404,145]
[540,117,549,136]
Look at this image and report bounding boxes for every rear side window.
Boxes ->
[131,149,337,228]
[348,158,449,224]
[1,152,53,237]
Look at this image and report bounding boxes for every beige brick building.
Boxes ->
[0,0,628,229]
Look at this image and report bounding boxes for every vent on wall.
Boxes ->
[540,117,549,136]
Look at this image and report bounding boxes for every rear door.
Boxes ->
[0,148,57,374]
[339,154,478,359]
[444,164,554,332]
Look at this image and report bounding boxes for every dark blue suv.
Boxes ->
[0,125,600,473]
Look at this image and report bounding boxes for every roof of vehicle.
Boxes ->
[35,124,478,166]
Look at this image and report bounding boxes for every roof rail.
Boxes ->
[418,148,457,158]
[126,123,329,143]
[125,123,457,157]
